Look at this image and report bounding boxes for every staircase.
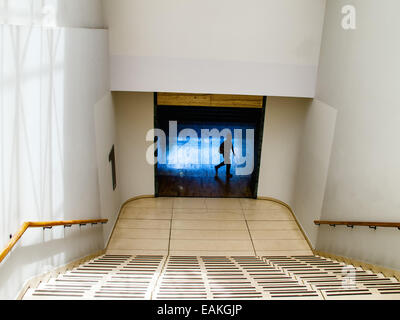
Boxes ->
[23,254,400,300]
[22,198,400,300]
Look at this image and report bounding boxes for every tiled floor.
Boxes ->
[107,197,312,256]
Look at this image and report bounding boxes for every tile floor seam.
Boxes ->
[150,255,169,300]
[243,207,257,256]
[167,212,173,255]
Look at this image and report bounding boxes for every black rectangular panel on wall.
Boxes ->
[109,145,117,190]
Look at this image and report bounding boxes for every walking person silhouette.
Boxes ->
[215,133,235,178]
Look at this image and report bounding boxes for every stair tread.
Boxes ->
[23,254,400,300]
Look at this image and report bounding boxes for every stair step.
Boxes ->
[23,254,400,300]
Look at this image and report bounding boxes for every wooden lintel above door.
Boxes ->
[157,92,263,108]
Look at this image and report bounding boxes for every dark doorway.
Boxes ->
[154,93,266,198]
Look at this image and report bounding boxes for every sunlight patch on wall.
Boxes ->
[0,0,58,27]
[0,24,65,248]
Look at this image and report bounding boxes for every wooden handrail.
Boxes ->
[314,220,400,229]
[0,219,108,264]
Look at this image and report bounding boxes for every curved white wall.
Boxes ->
[291,99,337,247]
[257,97,309,205]
[258,97,338,249]
[114,92,155,203]
[0,0,112,299]
[314,0,400,270]
[94,93,122,245]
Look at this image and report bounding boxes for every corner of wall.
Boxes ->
[291,98,337,248]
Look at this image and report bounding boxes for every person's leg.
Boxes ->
[223,152,233,178]
[215,161,224,176]
[226,164,233,178]
[215,161,225,170]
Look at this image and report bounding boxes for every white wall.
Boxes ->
[114,92,155,203]
[94,93,121,245]
[314,0,400,270]
[291,99,337,247]
[56,0,105,28]
[0,0,105,28]
[258,97,337,249]
[0,0,112,299]
[104,0,326,97]
[258,97,310,206]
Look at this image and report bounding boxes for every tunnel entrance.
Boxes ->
[154,93,266,198]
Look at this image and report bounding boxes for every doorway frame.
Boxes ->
[153,93,267,199]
